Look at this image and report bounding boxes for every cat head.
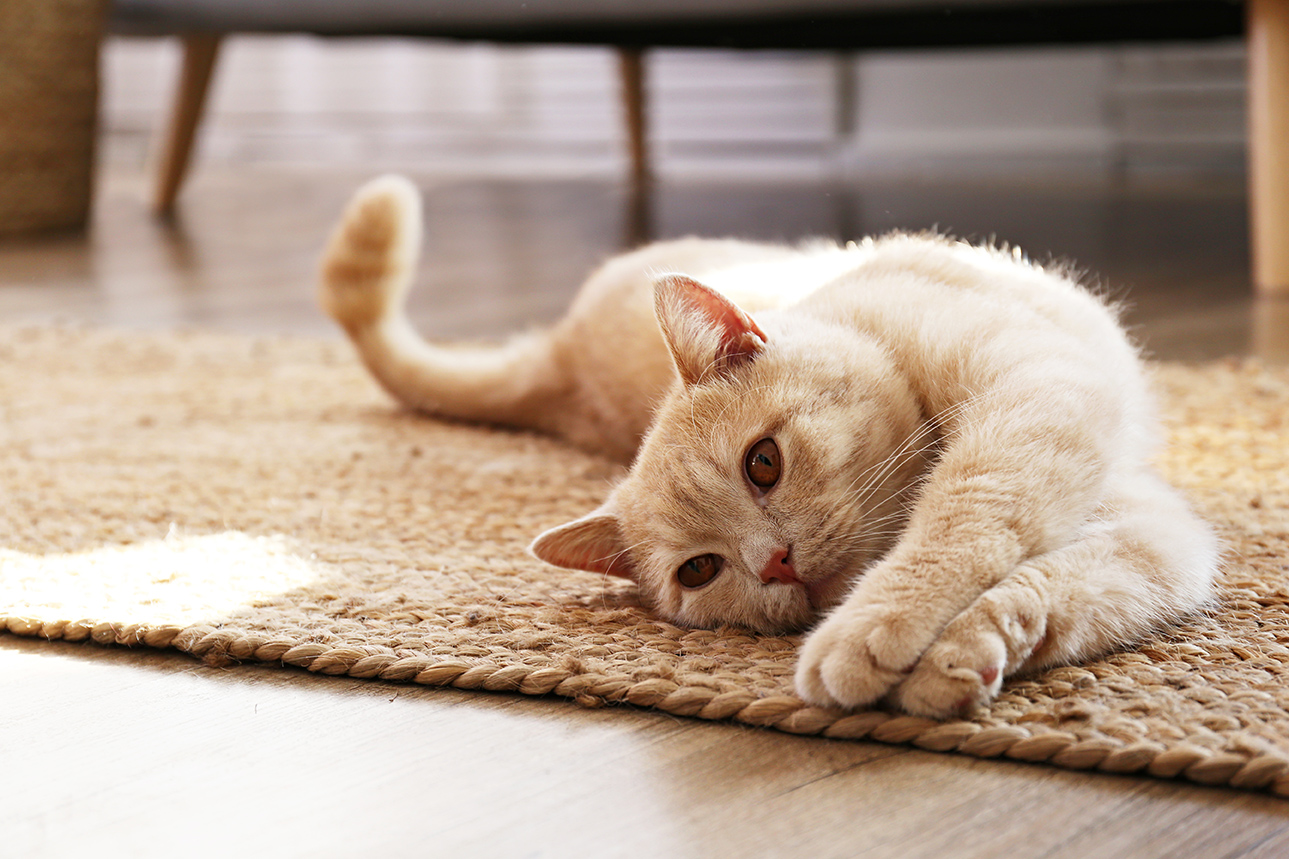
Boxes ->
[531,274,932,634]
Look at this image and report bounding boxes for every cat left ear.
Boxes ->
[530,508,635,579]
[654,275,767,386]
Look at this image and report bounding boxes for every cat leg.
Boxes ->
[888,472,1218,718]
[796,336,1154,710]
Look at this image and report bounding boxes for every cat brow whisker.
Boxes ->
[704,384,774,453]
[592,538,650,577]
[592,537,652,612]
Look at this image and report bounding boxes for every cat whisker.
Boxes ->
[838,414,946,501]
[831,509,913,553]
[823,384,1035,572]
[591,538,651,585]
[822,471,928,562]
[704,383,775,453]
[840,434,938,518]
[839,387,1015,514]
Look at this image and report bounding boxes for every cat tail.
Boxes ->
[319,175,567,430]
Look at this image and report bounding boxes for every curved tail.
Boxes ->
[319,175,566,432]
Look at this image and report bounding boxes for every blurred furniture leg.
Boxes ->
[1248,0,1289,295]
[618,46,651,244]
[117,0,1254,261]
[150,33,221,217]
[830,53,860,242]
[146,36,653,233]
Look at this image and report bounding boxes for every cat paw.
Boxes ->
[888,593,1048,718]
[889,632,1007,719]
[794,602,934,709]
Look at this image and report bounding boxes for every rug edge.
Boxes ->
[8,617,1288,800]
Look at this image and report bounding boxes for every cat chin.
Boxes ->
[673,587,821,636]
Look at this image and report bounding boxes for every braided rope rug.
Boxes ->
[3,325,1289,796]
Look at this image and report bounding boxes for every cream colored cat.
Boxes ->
[320,174,1218,719]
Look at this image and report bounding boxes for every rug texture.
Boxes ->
[3,325,1289,796]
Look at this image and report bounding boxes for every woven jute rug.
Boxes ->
[3,325,1289,796]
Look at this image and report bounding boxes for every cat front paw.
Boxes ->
[888,633,1007,719]
[794,602,933,710]
[887,593,1045,719]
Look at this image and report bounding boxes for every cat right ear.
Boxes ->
[654,274,767,386]
[530,508,634,578]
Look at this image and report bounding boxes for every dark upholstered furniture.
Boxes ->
[111,0,1245,47]
[109,0,1288,294]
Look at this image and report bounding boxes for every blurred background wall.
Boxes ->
[100,36,1246,186]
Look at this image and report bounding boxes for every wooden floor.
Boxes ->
[4,164,1289,857]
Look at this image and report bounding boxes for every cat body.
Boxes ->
[321,175,1218,718]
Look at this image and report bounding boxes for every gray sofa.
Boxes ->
[109,0,1287,295]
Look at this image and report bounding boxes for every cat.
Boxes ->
[319,174,1219,718]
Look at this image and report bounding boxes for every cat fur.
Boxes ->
[319,175,1218,718]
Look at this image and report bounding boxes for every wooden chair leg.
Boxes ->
[149,33,222,218]
[617,46,651,244]
[1248,0,1289,295]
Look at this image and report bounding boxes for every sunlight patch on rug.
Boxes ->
[0,532,322,643]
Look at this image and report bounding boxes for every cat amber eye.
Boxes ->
[678,554,724,588]
[744,438,781,489]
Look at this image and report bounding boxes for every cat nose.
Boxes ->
[759,547,798,585]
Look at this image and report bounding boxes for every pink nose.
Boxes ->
[759,547,798,585]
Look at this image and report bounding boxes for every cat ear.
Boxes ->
[654,275,768,386]
[530,508,634,578]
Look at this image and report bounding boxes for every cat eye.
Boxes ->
[677,554,724,589]
[744,438,782,489]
